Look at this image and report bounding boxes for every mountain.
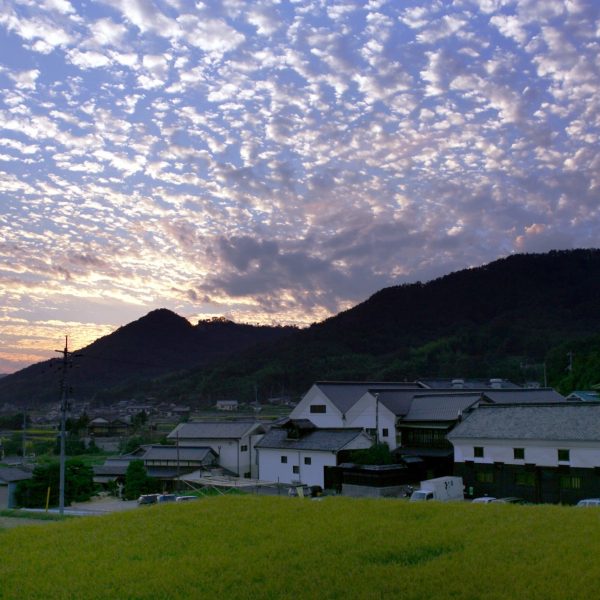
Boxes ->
[2,249,600,406]
[150,248,600,402]
[0,310,296,405]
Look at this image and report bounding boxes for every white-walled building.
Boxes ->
[255,419,372,487]
[290,382,425,432]
[167,421,265,478]
[448,403,600,504]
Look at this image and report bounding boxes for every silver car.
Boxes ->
[576,498,600,507]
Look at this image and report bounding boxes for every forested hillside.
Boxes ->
[2,249,599,406]
[103,249,600,404]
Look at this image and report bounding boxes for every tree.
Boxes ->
[350,443,394,465]
[15,459,95,508]
[123,459,158,500]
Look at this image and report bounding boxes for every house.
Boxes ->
[216,400,239,411]
[93,446,218,489]
[93,456,135,487]
[290,381,426,429]
[448,403,600,504]
[167,420,266,478]
[141,445,218,480]
[88,416,131,437]
[0,467,32,509]
[255,419,372,487]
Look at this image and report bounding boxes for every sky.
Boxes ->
[0,0,599,374]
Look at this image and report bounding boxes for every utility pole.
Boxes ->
[55,336,74,516]
[21,410,27,464]
[374,392,379,445]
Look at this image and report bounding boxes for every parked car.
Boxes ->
[137,493,161,505]
[472,496,497,504]
[491,497,529,504]
[175,495,199,502]
[576,498,600,507]
[157,493,178,503]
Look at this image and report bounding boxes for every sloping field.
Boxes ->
[1,496,599,599]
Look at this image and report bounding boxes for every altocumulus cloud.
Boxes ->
[0,0,599,371]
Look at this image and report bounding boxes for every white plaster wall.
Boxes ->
[452,438,600,468]
[346,396,397,449]
[257,448,338,486]
[289,385,345,427]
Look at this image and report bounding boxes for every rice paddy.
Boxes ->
[1,496,599,599]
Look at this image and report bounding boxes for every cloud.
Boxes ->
[1,0,600,371]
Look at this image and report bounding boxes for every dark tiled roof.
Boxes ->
[0,467,32,483]
[255,428,368,452]
[167,421,265,440]
[374,389,424,416]
[142,445,216,461]
[448,403,600,442]
[93,464,129,476]
[402,393,483,422]
[314,381,424,414]
[482,388,565,403]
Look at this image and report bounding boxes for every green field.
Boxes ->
[1,496,599,599]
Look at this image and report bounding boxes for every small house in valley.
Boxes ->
[167,420,265,478]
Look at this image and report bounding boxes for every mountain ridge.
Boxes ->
[2,248,599,406]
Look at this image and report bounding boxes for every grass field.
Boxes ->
[1,496,599,599]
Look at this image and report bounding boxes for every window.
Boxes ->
[310,404,326,414]
[304,457,312,465]
[513,448,525,460]
[474,446,484,458]
[558,449,570,462]
[382,428,389,438]
[401,428,451,449]
[515,472,534,486]
[292,466,299,474]
[476,471,494,483]
[240,444,248,452]
[281,456,287,464]
[560,475,581,490]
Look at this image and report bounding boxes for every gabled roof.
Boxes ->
[402,393,484,423]
[373,389,421,417]
[314,381,424,414]
[167,420,265,440]
[141,445,217,462]
[255,427,369,452]
[0,467,32,483]
[482,388,565,404]
[448,403,600,442]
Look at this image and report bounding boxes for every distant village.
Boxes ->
[2,377,600,509]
